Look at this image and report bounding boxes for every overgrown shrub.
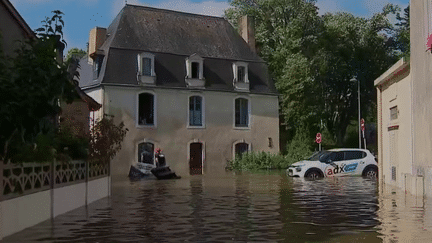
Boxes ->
[88,114,128,165]
[226,151,292,171]
[55,125,89,161]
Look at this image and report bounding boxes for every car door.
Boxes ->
[342,151,365,175]
[322,151,345,177]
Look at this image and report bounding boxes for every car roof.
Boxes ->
[328,148,370,152]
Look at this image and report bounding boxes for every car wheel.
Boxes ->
[305,170,322,180]
[363,167,378,179]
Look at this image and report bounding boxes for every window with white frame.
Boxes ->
[189,96,203,126]
[137,53,156,84]
[235,98,249,127]
[138,53,155,76]
[186,54,204,80]
[232,62,248,83]
[138,93,155,126]
[93,55,104,80]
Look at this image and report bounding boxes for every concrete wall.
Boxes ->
[411,0,432,197]
[99,86,279,177]
[0,177,110,240]
[87,87,104,121]
[378,68,412,188]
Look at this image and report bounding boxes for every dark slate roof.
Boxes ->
[79,4,277,95]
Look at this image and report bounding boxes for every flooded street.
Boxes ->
[2,171,432,242]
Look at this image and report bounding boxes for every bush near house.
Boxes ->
[6,114,128,164]
[226,151,293,171]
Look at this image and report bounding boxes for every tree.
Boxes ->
[0,10,78,161]
[225,0,399,149]
[317,9,398,145]
[65,48,86,63]
[89,114,129,165]
[394,5,410,58]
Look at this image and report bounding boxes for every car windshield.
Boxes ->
[306,151,331,161]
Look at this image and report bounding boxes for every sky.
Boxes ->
[10,0,410,55]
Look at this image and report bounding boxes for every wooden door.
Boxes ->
[190,143,202,175]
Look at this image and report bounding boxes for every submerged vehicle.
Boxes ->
[287,149,378,179]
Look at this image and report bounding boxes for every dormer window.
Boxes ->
[233,62,249,91]
[185,54,205,88]
[191,62,200,79]
[93,55,104,80]
[137,52,156,85]
[237,66,246,82]
[141,57,152,76]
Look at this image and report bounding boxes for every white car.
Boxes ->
[287,149,378,179]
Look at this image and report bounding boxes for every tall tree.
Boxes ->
[0,10,77,160]
[394,5,410,58]
[225,0,399,148]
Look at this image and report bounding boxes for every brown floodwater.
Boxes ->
[2,171,432,242]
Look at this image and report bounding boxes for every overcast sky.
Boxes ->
[10,0,409,54]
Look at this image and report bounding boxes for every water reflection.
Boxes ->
[3,172,431,242]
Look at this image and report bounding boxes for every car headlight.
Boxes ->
[296,167,302,172]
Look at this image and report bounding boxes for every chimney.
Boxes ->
[88,27,107,63]
[238,16,256,52]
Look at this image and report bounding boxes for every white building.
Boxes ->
[79,5,280,177]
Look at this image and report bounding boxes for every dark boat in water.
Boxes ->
[150,166,181,180]
[128,153,180,180]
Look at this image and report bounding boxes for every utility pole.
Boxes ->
[351,77,361,149]
[358,78,361,149]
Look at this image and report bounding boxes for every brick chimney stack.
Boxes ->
[88,27,107,63]
[238,16,256,53]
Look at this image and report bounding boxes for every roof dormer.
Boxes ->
[185,54,205,88]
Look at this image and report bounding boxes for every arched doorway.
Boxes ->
[235,142,249,159]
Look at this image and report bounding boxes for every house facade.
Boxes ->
[79,5,280,177]
[375,0,432,197]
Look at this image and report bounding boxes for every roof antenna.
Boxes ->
[125,0,127,5]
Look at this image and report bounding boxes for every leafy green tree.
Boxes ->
[89,114,129,165]
[0,10,78,161]
[317,8,398,145]
[394,5,410,58]
[65,47,86,63]
[226,0,399,149]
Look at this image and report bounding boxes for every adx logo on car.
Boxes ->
[325,163,358,175]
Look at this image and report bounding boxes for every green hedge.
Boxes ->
[226,151,295,171]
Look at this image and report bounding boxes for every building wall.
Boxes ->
[100,86,279,177]
[411,0,432,197]
[0,2,29,57]
[379,71,412,189]
[61,100,91,136]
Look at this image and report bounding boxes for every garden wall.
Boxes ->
[0,160,110,240]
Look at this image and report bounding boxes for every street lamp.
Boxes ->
[350,77,361,149]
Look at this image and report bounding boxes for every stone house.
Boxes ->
[79,4,280,177]
[375,0,432,197]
